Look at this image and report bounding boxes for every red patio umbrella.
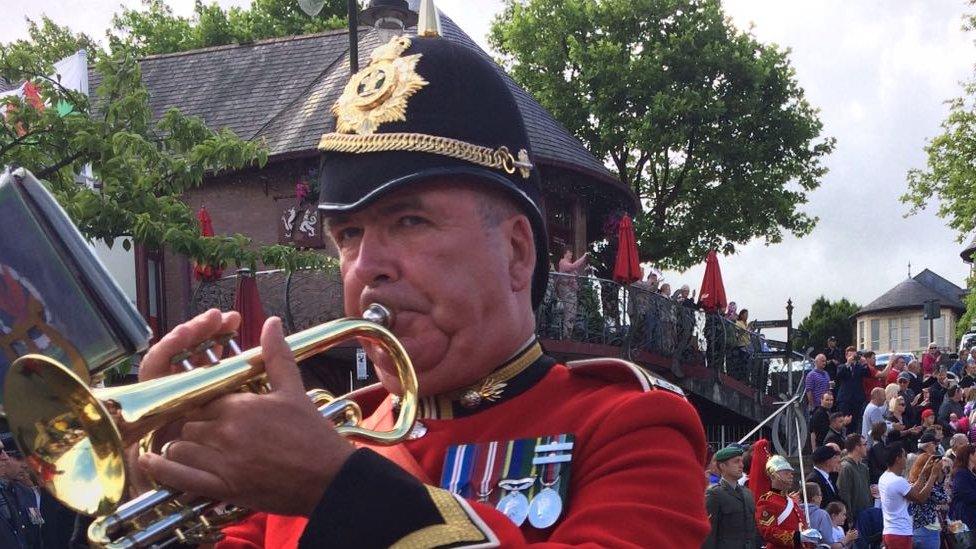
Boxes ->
[194,206,223,281]
[698,249,728,313]
[612,214,641,284]
[232,269,267,350]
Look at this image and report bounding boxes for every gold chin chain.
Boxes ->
[318,132,534,180]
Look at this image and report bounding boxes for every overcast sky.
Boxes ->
[3,1,974,335]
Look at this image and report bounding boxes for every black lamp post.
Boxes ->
[346,0,420,73]
[360,0,418,42]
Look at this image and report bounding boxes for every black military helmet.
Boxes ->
[317,33,549,308]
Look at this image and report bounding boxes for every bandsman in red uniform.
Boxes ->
[132,4,710,547]
[755,455,805,548]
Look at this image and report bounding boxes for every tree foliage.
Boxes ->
[794,296,860,354]
[490,0,835,269]
[903,5,976,340]
[903,80,976,240]
[1,19,329,272]
[109,0,348,57]
[958,272,976,340]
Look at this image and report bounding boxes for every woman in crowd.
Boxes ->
[907,453,948,549]
[950,443,976,533]
[884,384,900,406]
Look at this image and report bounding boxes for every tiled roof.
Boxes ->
[962,234,976,263]
[112,12,635,209]
[858,268,965,315]
[136,29,352,144]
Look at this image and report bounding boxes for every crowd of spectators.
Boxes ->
[792,338,976,547]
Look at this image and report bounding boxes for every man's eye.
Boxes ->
[399,215,427,227]
[335,227,362,243]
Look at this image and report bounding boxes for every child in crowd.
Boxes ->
[826,501,859,548]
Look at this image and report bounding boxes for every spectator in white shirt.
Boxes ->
[877,442,939,549]
[861,388,887,446]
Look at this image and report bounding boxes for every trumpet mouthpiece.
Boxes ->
[362,303,393,327]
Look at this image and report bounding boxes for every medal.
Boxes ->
[528,436,573,529]
[528,487,562,529]
[496,478,534,526]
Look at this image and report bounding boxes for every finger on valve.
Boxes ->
[139,310,241,381]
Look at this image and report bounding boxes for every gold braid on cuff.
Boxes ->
[317,132,534,179]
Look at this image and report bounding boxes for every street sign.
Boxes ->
[764,339,789,350]
[756,351,788,360]
[752,320,790,329]
[356,347,369,380]
[791,328,809,339]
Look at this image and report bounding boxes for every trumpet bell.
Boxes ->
[5,354,126,515]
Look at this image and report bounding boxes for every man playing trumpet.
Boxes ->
[135,25,709,549]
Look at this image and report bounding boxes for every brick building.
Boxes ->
[124,18,637,333]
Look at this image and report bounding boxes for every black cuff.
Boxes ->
[299,449,491,549]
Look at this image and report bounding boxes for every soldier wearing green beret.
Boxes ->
[703,445,758,549]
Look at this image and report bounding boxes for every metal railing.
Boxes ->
[189,269,780,399]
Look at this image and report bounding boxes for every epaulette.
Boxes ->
[758,491,781,502]
[565,358,685,398]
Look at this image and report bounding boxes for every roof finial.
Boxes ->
[417,0,442,37]
[908,260,912,278]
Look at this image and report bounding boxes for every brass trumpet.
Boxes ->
[3,304,417,548]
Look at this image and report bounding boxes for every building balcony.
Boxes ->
[189,269,787,427]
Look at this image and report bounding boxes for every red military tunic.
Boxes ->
[217,347,708,548]
[755,491,804,549]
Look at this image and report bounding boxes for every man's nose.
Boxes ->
[349,229,398,287]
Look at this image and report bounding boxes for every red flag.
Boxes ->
[232,270,267,350]
[612,214,641,284]
[22,82,44,111]
[698,249,728,313]
[748,439,771,506]
[193,206,223,281]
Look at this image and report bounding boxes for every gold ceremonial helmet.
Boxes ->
[765,455,794,477]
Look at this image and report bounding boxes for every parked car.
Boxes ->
[875,352,917,368]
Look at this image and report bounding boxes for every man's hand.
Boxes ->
[126,309,242,496]
[139,317,356,517]
[139,309,243,381]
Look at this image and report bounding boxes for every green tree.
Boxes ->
[957,273,976,340]
[1,20,328,272]
[903,7,976,340]
[794,296,860,354]
[109,0,348,57]
[490,0,834,270]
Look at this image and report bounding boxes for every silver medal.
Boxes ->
[496,491,530,526]
[527,487,562,529]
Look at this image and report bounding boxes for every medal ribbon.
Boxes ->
[476,441,503,502]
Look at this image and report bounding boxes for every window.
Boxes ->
[920,317,929,348]
[889,319,898,350]
[858,320,865,349]
[871,319,880,351]
[905,318,911,347]
[936,316,946,347]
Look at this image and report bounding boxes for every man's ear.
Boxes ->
[505,215,535,293]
